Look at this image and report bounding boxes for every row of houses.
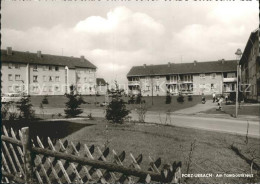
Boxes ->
[1,47,107,96]
[127,28,260,102]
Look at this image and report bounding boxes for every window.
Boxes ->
[15,75,21,81]
[33,86,39,93]
[49,76,53,82]
[155,85,160,91]
[15,86,20,92]
[55,86,59,91]
[211,84,215,89]
[8,86,13,92]
[33,65,38,71]
[211,73,216,79]
[84,77,88,82]
[200,74,205,79]
[146,86,150,91]
[55,76,60,82]
[43,76,47,82]
[55,66,59,71]
[8,74,13,81]
[49,86,53,92]
[43,66,47,71]
[156,76,160,80]
[14,64,20,69]
[43,86,47,92]
[49,66,53,71]
[8,63,12,69]
[89,87,92,91]
[33,75,38,82]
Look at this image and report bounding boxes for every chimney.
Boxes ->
[194,60,197,66]
[143,64,146,68]
[221,59,225,64]
[7,47,12,55]
[37,51,41,58]
[80,56,85,62]
[168,62,171,67]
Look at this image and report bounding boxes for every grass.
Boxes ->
[203,103,260,116]
[64,118,260,183]
[3,118,260,182]
[30,95,206,112]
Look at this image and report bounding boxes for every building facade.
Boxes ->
[127,60,237,96]
[240,29,260,102]
[1,47,97,96]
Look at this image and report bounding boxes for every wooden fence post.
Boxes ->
[21,127,34,184]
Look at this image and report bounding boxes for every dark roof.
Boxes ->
[1,49,97,69]
[240,28,259,65]
[127,60,237,77]
[96,78,107,86]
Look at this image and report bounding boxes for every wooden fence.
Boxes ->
[1,125,182,183]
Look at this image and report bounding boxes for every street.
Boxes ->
[34,106,260,138]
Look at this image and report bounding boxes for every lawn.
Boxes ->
[202,103,260,117]
[30,95,206,112]
[3,118,260,183]
[63,118,260,183]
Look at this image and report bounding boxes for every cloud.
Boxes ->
[1,3,258,85]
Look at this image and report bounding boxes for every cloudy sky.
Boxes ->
[1,0,258,85]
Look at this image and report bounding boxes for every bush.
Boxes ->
[1,103,10,120]
[165,92,172,104]
[136,103,147,123]
[64,91,84,118]
[177,94,184,103]
[17,96,35,120]
[135,93,142,104]
[42,95,49,104]
[188,95,193,101]
[106,81,130,124]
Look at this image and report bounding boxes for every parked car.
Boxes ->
[1,93,23,103]
[100,102,109,107]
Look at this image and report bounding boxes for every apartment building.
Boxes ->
[127,60,237,96]
[240,28,260,102]
[1,47,97,96]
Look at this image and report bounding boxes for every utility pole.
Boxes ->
[235,48,242,118]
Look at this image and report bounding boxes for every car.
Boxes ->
[1,93,23,104]
[100,102,109,107]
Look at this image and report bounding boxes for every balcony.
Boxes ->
[166,80,178,84]
[223,78,237,83]
[128,81,140,85]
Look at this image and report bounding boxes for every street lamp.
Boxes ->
[235,48,242,118]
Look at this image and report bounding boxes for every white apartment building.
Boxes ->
[127,60,238,96]
[1,47,97,96]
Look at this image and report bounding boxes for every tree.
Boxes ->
[64,87,84,118]
[17,96,35,120]
[165,91,172,104]
[106,81,130,124]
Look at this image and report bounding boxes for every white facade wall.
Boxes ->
[1,62,97,96]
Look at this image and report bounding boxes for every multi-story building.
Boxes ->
[1,47,97,96]
[127,60,237,96]
[240,28,260,102]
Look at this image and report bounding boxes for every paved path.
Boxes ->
[173,101,216,114]
[34,106,260,138]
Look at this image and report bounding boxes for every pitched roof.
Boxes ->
[1,49,97,69]
[96,78,107,86]
[127,60,237,77]
[240,28,259,65]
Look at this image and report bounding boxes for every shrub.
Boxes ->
[106,81,130,124]
[64,91,84,118]
[165,91,172,104]
[136,103,147,123]
[42,95,49,104]
[188,95,193,101]
[177,94,184,103]
[1,103,10,120]
[17,96,35,120]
